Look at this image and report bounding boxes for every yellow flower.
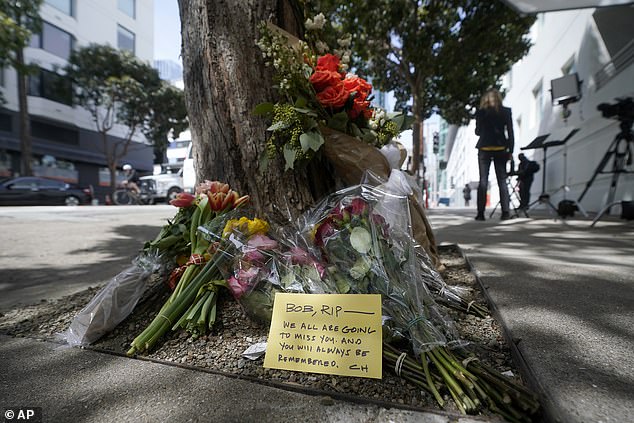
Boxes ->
[248,218,270,236]
[222,217,270,239]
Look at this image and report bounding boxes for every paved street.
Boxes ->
[0,205,175,312]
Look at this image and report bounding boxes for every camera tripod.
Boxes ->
[489,176,529,219]
[524,137,560,215]
[578,117,633,215]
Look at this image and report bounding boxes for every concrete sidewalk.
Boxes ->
[1,335,484,423]
[427,208,634,423]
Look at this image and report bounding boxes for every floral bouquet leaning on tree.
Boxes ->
[255,14,412,171]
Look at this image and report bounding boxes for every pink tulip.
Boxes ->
[169,192,196,208]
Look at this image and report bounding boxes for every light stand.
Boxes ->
[522,135,559,214]
[549,73,586,218]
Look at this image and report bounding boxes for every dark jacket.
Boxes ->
[517,158,539,180]
[475,106,514,153]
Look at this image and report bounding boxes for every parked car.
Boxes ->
[0,176,93,206]
[139,166,184,203]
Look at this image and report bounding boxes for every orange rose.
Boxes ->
[348,96,372,120]
[310,70,342,92]
[315,54,340,72]
[316,81,349,109]
[343,75,372,100]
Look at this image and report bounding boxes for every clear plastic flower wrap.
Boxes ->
[61,250,164,346]
[297,180,461,353]
[225,177,461,353]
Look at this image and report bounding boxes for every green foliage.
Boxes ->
[62,44,187,150]
[0,0,42,67]
[143,83,189,157]
[63,44,160,133]
[0,0,43,103]
[309,0,535,124]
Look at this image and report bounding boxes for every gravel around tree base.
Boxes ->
[0,245,522,419]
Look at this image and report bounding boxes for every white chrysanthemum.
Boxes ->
[337,35,352,48]
[315,40,329,54]
[313,13,326,29]
[305,14,326,31]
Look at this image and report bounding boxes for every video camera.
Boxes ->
[597,97,634,120]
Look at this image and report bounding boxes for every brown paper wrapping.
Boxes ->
[320,126,441,270]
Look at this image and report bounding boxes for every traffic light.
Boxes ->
[433,132,439,154]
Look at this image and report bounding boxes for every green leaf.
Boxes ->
[327,111,349,132]
[350,227,372,254]
[283,145,296,170]
[299,131,324,153]
[361,129,376,144]
[294,96,308,108]
[305,117,318,130]
[293,107,318,117]
[267,121,289,131]
[350,123,362,137]
[390,113,405,130]
[253,102,274,116]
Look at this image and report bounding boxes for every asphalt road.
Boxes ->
[0,205,175,312]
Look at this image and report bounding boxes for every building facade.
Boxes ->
[443,5,634,215]
[0,0,154,201]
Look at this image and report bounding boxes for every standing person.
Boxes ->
[474,89,514,221]
[516,153,539,210]
[463,183,472,207]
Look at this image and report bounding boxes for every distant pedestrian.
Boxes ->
[463,184,472,207]
[474,88,514,221]
[516,153,540,209]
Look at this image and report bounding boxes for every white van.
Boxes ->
[182,142,196,193]
[166,130,192,165]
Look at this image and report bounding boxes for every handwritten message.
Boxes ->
[264,293,382,379]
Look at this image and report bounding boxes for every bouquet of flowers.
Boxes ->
[127,180,249,354]
[255,16,412,171]
[224,180,539,420]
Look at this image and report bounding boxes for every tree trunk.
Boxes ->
[179,0,327,222]
[16,48,32,176]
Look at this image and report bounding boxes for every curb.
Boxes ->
[451,243,554,423]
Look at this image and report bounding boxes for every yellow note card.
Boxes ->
[264,293,382,379]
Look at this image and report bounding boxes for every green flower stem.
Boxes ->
[421,352,445,407]
[198,289,216,326]
[437,347,479,380]
[427,349,474,412]
[127,251,227,356]
[381,350,434,393]
[171,264,200,301]
[445,380,467,415]
[468,364,539,413]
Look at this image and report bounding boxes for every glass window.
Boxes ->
[118,0,135,19]
[29,32,41,49]
[42,22,74,59]
[9,177,39,190]
[28,68,73,105]
[532,81,543,127]
[562,57,577,75]
[117,25,135,54]
[45,0,73,16]
[37,178,65,189]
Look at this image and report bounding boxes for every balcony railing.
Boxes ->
[594,39,634,90]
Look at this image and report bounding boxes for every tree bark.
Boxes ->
[179,0,326,222]
[16,48,32,176]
